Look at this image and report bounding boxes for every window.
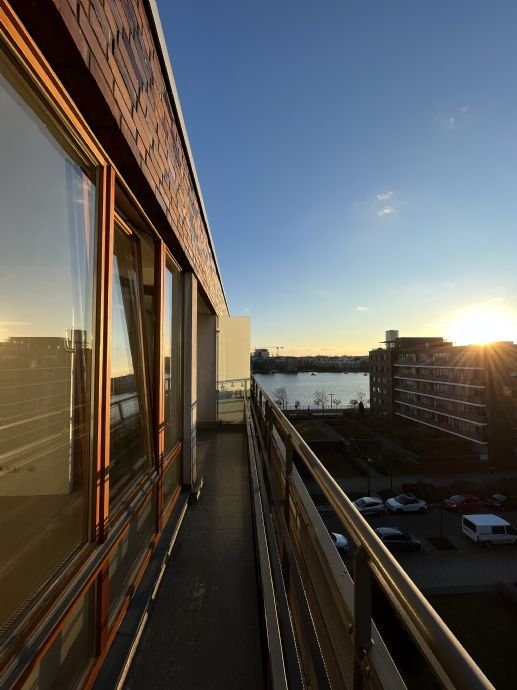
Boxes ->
[20,587,95,690]
[163,257,182,454]
[109,224,152,507]
[108,491,155,625]
[0,50,96,633]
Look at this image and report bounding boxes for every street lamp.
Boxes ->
[329,392,334,410]
[367,457,373,496]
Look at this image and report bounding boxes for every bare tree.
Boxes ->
[356,390,367,404]
[273,387,289,409]
[349,398,359,410]
[294,400,300,410]
[313,390,329,414]
[333,397,342,409]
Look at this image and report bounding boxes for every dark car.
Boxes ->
[485,494,517,511]
[443,494,484,513]
[374,527,422,552]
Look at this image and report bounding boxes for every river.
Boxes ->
[253,371,370,409]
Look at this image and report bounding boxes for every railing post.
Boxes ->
[284,435,293,532]
[265,400,273,466]
[282,436,294,594]
[353,546,373,689]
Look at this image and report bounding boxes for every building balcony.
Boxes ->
[395,402,488,444]
[95,381,493,690]
[393,382,486,406]
[394,393,487,425]
[394,371,485,388]
[394,359,483,370]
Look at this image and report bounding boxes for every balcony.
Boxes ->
[104,380,492,690]
[395,403,488,444]
[394,382,486,406]
[395,359,483,369]
[394,393,487,425]
[394,370,485,388]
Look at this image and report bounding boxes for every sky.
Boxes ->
[158,0,517,355]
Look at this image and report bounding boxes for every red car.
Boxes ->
[443,494,484,513]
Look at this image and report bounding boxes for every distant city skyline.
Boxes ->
[158,1,517,354]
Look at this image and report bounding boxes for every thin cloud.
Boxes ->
[355,306,370,312]
[376,191,393,202]
[447,117,456,130]
[377,206,395,216]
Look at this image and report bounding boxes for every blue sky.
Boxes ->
[158,1,517,354]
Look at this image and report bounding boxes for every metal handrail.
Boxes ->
[251,378,494,690]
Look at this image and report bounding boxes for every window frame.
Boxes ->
[106,214,156,517]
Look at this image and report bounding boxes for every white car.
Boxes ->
[329,531,350,554]
[386,493,427,513]
[353,496,386,516]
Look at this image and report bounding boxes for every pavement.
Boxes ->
[124,430,264,690]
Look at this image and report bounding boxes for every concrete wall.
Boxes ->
[218,316,251,383]
[197,312,217,426]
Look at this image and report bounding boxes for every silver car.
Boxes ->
[353,496,386,516]
[386,493,427,513]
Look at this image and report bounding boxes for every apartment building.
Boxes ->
[370,335,517,467]
[0,2,249,687]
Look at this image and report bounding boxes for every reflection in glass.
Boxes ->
[109,227,151,506]
[163,456,182,508]
[108,491,155,625]
[21,587,94,690]
[0,57,96,632]
[163,259,182,453]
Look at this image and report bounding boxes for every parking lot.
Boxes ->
[319,504,517,592]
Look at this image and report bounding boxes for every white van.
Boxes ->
[462,514,517,546]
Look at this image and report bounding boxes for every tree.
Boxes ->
[294,400,300,410]
[313,390,329,414]
[273,387,289,409]
[356,390,367,404]
[358,400,365,415]
[349,398,359,410]
[333,397,342,409]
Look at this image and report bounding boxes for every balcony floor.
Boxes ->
[124,429,265,689]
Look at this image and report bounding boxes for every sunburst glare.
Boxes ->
[446,306,516,345]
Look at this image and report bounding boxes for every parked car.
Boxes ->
[329,531,350,554]
[353,496,386,516]
[462,514,517,546]
[386,493,427,513]
[443,494,484,513]
[374,527,422,552]
[485,494,517,511]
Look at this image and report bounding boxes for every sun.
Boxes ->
[447,307,516,345]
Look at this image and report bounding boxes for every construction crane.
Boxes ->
[254,345,284,357]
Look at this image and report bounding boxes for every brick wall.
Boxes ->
[13,0,228,315]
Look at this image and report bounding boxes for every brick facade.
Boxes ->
[13,0,228,315]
